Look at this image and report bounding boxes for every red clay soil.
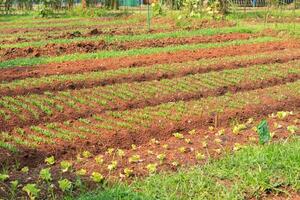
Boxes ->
[0,74,299,132]
[0,99,300,192]
[1,112,299,200]
[2,50,300,97]
[1,40,299,82]
[0,32,258,61]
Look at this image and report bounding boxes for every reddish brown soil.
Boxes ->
[0,73,298,132]
[2,50,300,97]
[1,40,299,82]
[1,109,299,199]
[0,33,258,61]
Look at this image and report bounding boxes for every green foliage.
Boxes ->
[22,184,40,200]
[45,156,55,165]
[39,168,52,182]
[58,179,72,192]
[257,120,271,144]
[0,173,9,181]
[91,172,104,183]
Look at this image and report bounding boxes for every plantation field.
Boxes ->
[0,12,300,199]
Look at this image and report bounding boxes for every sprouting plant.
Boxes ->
[76,169,87,176]
[131,144,137,150]
[202,141,208,148]
[178,147,186,153]
[233,124,247,134]
[90,172,104,183]
[233,143,243,151]
[257,120,271,145]
[184,138,192,144]
[106,148,115,155]
[45,156,55,165]
[95,155,104,164]
[123,168,134,177]
[39,168,52,182]
[150,138,160,145]
[117,149,125,158]
[146,163,157,174]
[273,122,283,129]
[173,132,184,139]
[287,125,299,134]
[147,150,154,155]
[157,153,166,163]
[171,161,179,167]
[162,144,169,149]
[82,151,92,158]
[0,173,9,181]
[107,161,118,171]
[188,129,196,135]
[216,129,225,136]
[195,151,205,161]
[276,111,291,119]
[214,149,222,154]
[58,179,72,192]
[21,166,29,174]
[129,155,141,163]
[10,180,19,197]
[60,161,72,172]
[214,138,222,144]
[22,184,40,200]
[208,126,214,131]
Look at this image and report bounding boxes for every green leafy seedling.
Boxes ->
[45,156,55,165]
[91,172,104,183]
[60,161,72,172]
[257,120,271,145]
[0,173,9,181]
[21,166,29,174]
[287,125,299,134]
[22,184,40,200]
[39,168,52,182]
[58,179,72,192]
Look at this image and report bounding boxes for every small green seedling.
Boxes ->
[146,163,157,174]
[0,173,9,181]
[157,153,166,163]
[39,168,52,182]
[58,179,72,192]
[257,120,271,145]
[117,149,125,157]
[195,152,205,160]
[123,168,134,177]
[188,129,196,135]
[287,125,299,134]
[76,169,87,176]
[95,155,104,164]
[91,172,104,183]
[107,161,118,171]
[82,151,92,158]
[22,184,40,200]
[45,156,55,165]
[233,124,247,134]
[60,161,72,172]
[173,132,184,139]
[129,155,141,163]
[21,166,29,174]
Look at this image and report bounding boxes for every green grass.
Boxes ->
[76,136,300,200]
[0,36,280,69]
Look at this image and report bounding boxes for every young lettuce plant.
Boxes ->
[58,179,72,192]
[60,161,72,173]
[21,166,29,174]
[0,173,9,182]
[95,155,104,164]
[22,184,40,200]
[82,151,92,158]
[76,169,87,176]
[146,163,157,174]
[90,172,104,183]
[129,155,141,163]
[39,168,52,182]
[107,161,118,171]
[45,156,55,165]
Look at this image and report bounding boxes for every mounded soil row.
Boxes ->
[1,75,299,133]
[0,32,258,61]
[1,89,299,169]
[1,40,299,82]
[1,50,300,97]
